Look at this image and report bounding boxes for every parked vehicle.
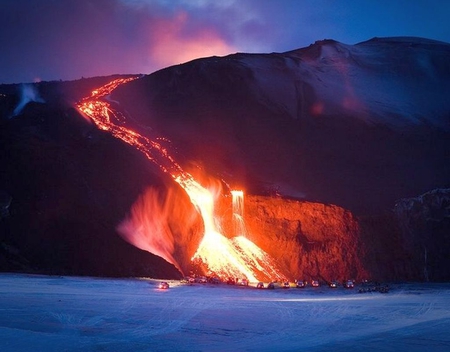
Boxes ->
[311,280,320,287]
[239,278,249,286]
[282,281,290,288]
[210,277,221,284]
[197,276,208,283]
[344,280,354,288]
[296,280,306,288]
[267,282,275,289]
[256,282,264,289]
[329,281,338,288]
[226,278,236,285]
[159,281,169,289]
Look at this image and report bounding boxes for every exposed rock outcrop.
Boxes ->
[394,189,450,281]
[215,192,449,282]
[216,195,369,282]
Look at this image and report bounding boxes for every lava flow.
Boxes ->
[76,76,286,282]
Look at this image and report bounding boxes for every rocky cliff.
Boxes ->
[394,189,450,281]
[243,196,368,282]
[215,193,445,282]
[214,194,362,281]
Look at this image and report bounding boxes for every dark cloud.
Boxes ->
[0,0,237,83]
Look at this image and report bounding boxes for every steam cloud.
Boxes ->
[117,187,182,273]
[12,84,45,117]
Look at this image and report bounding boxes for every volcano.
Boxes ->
[1,37,449,281]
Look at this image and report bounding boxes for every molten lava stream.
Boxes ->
[77,77,286,282]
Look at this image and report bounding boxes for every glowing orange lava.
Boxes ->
[76,77,285,282]
[231,190,247,237]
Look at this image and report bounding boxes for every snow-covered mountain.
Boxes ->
[0,37,449,280]
[286,37,450,129]
[113,36,450,214]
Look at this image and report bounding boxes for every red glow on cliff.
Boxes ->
[76,77,285,281]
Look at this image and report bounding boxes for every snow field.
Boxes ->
[1,274,449,351]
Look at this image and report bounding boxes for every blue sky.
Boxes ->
[1,0,449,83]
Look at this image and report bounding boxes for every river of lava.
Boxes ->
[76,76,285,282]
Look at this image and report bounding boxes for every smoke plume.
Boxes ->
[12,84,45,117]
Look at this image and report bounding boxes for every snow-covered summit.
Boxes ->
[109,36,449,214]
[237,36,450,130]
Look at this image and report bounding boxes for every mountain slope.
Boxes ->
[1,37,449,280]
[113,37,450,214]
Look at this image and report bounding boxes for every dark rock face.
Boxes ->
[394,189,450,281]
[0,190,12,218]
[0,95,182,278]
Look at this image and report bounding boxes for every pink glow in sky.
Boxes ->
[147,11,236,67]
[0,0,449,84]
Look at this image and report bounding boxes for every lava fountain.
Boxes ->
[77,76,286,282]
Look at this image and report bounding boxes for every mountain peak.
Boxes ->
[358,36,450,46]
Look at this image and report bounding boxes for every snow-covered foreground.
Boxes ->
[1,274,449,351]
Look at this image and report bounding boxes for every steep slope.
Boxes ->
[0,93,184,278]
[113,37,450,215]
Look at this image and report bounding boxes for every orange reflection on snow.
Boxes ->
[76,77,285,282]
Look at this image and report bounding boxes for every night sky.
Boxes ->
[1,0,449,84]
